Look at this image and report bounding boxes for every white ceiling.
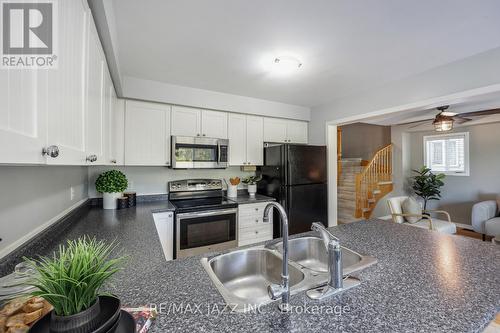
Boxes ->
[359,90,500,130]
[108,0,500,107]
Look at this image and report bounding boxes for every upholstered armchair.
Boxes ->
[387,196,457,234]
[471,200,500,240]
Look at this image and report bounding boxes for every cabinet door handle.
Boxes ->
[42,145,59,158]
[110,159,117,164]
[202,134,206,136]
[255,208,259,211]
[86,154,97,163]
[255,230,259,234]
[255,219,259,223]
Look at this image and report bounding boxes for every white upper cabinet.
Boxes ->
[1,0,89,165]
[46,0,88,165]
[124,101,171,166]
[287,120,308,144]
[102,71,115,165]
[0,67,47,164]
[263,118,288,143]
[84,22,105,165]
[201,110,228,139]
[109,98,125,165]
[228,114,263,166]
[171,106,201,137]
[264,118,308,144]
[171,106,228,139]
[246,115,264,165]
[228,114,247,165]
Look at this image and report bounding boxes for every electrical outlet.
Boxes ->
[70,186,75,201]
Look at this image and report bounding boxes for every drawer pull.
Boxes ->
[255,208,259,211]
[255,219,259,223]
[255,230,259,234]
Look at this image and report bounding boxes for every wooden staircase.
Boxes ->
[354,144,393,219]
[338,158,365,224]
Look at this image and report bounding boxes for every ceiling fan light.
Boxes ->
[433,115,454,132]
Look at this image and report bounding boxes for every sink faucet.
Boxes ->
[263,202,291,312]
[306,222,360,300]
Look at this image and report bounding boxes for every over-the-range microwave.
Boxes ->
[171,136,229,169]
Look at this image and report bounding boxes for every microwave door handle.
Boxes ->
[217,142,221,165]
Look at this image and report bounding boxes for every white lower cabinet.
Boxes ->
[238,202,273,247]
[153,212,174,261]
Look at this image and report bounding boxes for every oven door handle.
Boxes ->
[176,208,238,219]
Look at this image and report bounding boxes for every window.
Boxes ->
[423,132,469,176]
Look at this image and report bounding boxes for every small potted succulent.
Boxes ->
[26,237,127,333]
[95,170,128,210]
[242,175,261,197]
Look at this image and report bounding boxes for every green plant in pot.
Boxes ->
[26,237,126,333]
[411,166,446,211]
[242,175,261,197]
[95,170,128,210]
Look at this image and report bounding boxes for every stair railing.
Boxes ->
[355,144,393,218]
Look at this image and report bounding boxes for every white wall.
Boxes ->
[374,121,500,225]
[88,166,255,198]
[407,123,500,225]
[0,166,88,258]
[309,47,500,144]
[122,76,311,121]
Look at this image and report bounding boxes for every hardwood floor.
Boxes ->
[456,227,493,241]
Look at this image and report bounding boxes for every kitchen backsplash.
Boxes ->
[87,166,255,198]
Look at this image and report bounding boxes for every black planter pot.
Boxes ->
[30,296,122,333]
[50,298,101,333]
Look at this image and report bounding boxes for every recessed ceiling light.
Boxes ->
[273,56,302,74]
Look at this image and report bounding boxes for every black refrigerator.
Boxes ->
[258,144,328,238]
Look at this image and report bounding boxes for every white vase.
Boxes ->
[247,184,257,197]
[103,192,122,210]
[227,185,238,198]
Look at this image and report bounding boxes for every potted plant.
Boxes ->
[26,237,127,333]
[411,166,446,211]
[95,170,128,210]
[242,175,261,197]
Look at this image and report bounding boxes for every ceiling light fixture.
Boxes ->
[273,56,302,74]
[433,106,454,132]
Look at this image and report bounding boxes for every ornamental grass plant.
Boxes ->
[25,237,127,316]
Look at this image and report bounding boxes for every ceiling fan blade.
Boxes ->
[408,120,432,129]
[453,116,472,124]
[458,108,500,118]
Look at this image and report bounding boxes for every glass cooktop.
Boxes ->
[170,197,238,213]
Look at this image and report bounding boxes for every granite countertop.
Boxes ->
[2,201,500,332]
[225,191,275,204]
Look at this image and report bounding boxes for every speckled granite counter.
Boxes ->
[225,192,275,204]
[2,201,499,332]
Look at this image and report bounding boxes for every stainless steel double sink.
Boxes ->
[201,236,377,312]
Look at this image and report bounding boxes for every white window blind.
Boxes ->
[423,132,469,176]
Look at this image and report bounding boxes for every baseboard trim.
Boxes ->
[0,198,89,262]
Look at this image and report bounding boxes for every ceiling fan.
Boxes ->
[408,105,500,131]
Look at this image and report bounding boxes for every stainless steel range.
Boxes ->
[169,179,238,259]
